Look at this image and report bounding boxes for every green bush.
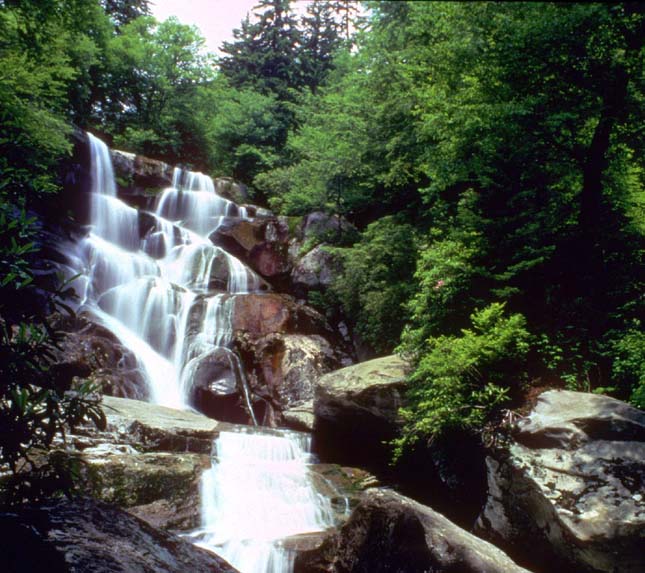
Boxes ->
[331,216,418,354]
[393,302,529,459]
[610,325,645,408]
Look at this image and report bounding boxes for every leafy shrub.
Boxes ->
[393,303,529,459]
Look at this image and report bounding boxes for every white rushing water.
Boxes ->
[191,429,335,573]
[71,133,262,409]
[67,133,338,573]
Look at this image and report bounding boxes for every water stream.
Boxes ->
[63,133,337,572]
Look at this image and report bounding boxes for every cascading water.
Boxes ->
[191,429,335,573]
[72,133,262,409]
[63,133,339,573]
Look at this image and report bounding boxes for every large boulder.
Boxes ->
[186,347,254,424]
[295,489,531,573]
[313,355,408,469]
[475,390,645,573]
[0,497,238,573]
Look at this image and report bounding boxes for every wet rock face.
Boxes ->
[295,489,531,573]
[0,497,239,573]
[55,315,148,400]
[110,149,174,209]
[239,333,342,427]
[476,390,645,573]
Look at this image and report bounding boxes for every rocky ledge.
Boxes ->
[58,396,240,531]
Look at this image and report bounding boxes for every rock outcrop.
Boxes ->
[313,355,408,469]
[210,217,291,282]
[242,334,342,427]
[233,293,333,340]
[0,497,239,573]
[295,488,531,573]
[476,390,645,573]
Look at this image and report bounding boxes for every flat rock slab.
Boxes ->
[101,395,245,454]
[0,497,238,573]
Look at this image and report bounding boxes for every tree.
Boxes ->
[102,0,150,29]
[103,16,215,163]
[300,0,344,93]
[0,0,107,502]
[220,0,302,99]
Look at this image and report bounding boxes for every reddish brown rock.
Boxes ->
[232,293,331,340]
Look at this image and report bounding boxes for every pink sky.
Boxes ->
[150,0,315,55]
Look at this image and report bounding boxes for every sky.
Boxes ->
[150,0,314,55]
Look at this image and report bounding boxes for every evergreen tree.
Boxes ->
[300,0,343,93]
[220,0,302,100]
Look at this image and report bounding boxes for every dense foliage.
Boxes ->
[1,0,643,469]
[0,0,109,499]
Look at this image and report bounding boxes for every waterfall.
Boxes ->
[191,429,335,573]
[66,134,338,573]
[69,133,263,410]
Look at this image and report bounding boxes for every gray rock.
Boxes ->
[313,356,408,469]
[301,211,356,241]
[295,489,531,573]
[291,244,342,292]
[100,395,231,454]
[0,497,239,573]
[476,390,645,573]
[75,450,208,531]
[214,177,249,204]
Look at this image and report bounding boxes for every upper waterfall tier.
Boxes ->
[65,134,264,410]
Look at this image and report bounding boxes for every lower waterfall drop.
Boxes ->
[192,429,335,573]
